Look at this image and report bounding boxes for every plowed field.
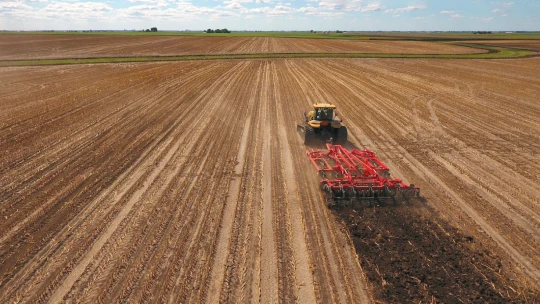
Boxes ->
[468,39,540,51]
[1,57,539,303]
[0,35,485,60]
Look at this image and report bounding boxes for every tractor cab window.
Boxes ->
[315,108,334,120]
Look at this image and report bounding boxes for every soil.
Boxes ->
[468,40,540,52]
[0,34,485,60]
[1,54,539,302]
[337,199,536,303]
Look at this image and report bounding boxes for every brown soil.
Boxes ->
[0,56,539,302]
[468,40,540,51]
[337,200,535,303]
[0,34,484,60]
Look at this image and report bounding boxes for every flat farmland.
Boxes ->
[0,35,485,60]
[468,39,540,51]
[1,56,539,303]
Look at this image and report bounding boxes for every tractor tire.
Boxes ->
[304,125,316,145]
[334,126,348,145]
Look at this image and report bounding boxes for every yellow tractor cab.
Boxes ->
[298,103,348,145]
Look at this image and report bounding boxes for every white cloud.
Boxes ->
[310,11,346,18]
[361,3,381,12]
[314,0,379,12]
[243,4,293,17]
[298,6,317,13]
[318,0,354,11]
[0,2,32,11]
[441,10,463,19]
[113,1,225,21]
[209,11,239,19]
[225,2,244,9]
[297,4,345,18]
[491,2,513,17]
[223,0,253,3]
[43,2,113,12]
[385,5,426,14]
[19,1,115,22]
[0,0,534,31]
[296,0,377,18]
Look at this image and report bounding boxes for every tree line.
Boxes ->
[205,29,230,33]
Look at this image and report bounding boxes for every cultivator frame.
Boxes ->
[307,144,420,203]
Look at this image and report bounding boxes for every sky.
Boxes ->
[0,0,538,31]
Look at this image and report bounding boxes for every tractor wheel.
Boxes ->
[304,125,316,145]
[334,126,348,145]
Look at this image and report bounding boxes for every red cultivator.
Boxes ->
[307,144,420,202]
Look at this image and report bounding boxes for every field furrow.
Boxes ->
[0,35,485,61]
[1,55,538,303]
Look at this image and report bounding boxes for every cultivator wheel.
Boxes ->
[306,144,420,206]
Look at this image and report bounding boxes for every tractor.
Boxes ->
[297,103,348,145]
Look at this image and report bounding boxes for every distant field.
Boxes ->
[0,33,537,66]
[0,34,485,61]
[2,31,540,40]
[467,40,540,51]
[345,32,540,41]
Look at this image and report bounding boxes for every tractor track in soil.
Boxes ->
[288,58,539,301]
[1,57,539,303]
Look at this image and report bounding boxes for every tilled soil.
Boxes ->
[0,61,371,303]
[0,34,485,60]
[468,40,540,51]
[1,57,539,302]
[338,200,535,303]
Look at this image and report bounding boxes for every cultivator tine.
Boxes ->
[347,188,356,200]
[307,144,420,205]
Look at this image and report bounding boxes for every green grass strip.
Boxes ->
[0,44,534,67]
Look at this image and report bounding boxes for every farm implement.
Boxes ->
[306,144,420,204]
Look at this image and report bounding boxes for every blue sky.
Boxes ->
[0,0,538,31]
